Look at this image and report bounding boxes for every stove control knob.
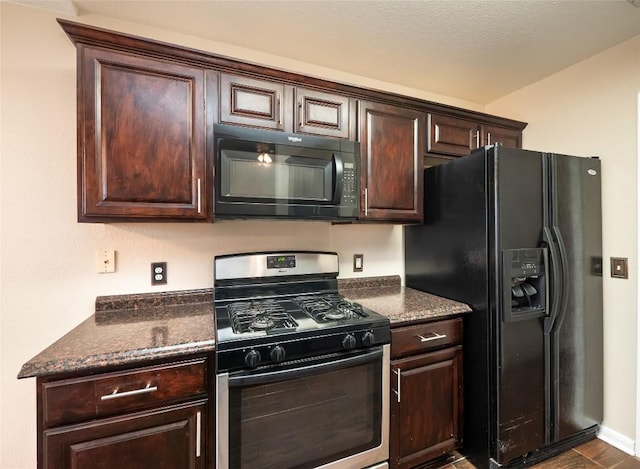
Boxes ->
[244,349,261,368]
[342,333,357,350]
[362,331,375,347]
[270,345,286,363]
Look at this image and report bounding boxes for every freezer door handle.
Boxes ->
[543,227,562,334]
[552,225,570,328]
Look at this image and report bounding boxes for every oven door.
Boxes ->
[216,345,389,469]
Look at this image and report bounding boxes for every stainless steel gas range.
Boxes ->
[214,251,390,469]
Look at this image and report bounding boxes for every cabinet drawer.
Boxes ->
[391,318,462,358]
[42,358,207,427]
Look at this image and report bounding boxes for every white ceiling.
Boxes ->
[9,0,640,105]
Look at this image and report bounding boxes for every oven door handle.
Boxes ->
[227,348,383,387]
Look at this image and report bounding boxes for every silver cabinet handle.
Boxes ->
[100,383,157,401]
[197,178,202,214]
[364,188,368,217]
[417,332,447,342]
[393,368,401,403]
[475,129,480,148]
[487,132,492,145]
[196,411,202,457]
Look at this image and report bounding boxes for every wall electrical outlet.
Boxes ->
[96,249,116,273]
[353,254,364,272]
[151,262,167,285]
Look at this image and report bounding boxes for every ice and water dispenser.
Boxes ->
[502,248,548,321]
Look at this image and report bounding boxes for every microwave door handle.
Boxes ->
[332,152,344,204]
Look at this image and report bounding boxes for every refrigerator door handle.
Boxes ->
[552,225,570,329]
[543,227,563,334]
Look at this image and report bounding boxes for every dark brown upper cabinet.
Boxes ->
[219,74,355,138]
[77,46,209,222]
[59,19,525,223]
[219,73,287,131]
[359,101,424,222]
[295,88,355,139]
[427,112,525,160]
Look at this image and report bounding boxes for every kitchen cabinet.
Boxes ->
[60,19,525,224]
[219,73,355,138]
[219,73,288,131]
[359,101,424,222]
[390,318,463,469]
[427,113,522,158]
[38,356,212,469]
[77,46,209,222]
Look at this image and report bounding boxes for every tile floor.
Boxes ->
[432,438,640,469]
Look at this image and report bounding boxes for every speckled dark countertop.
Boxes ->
[18,290,216,379]
[338,276,471,325]
[18,277,470,379]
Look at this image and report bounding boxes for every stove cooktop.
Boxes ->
[213,251,390,372]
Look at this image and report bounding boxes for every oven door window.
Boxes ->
[227,351,383,469]
[218,140,336,204]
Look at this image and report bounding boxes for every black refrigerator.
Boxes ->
[404,145,603,468]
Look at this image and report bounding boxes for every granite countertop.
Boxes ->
[19,277,470,379]
[339,276,471,325]
[18,290,216,379]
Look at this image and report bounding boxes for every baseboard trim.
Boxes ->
[597,425,636,455]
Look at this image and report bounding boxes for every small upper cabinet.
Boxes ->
[219,73,287,131]
[427,112,524,159]
[482,124,522,149]
[427,113,480,157]
[295,88,355,139]
[219,75,355,138]
[78,46,208,222]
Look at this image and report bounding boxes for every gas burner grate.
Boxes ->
[293,294,367,323]
[228,300,297,333]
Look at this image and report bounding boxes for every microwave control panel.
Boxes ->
[343,162,357,204]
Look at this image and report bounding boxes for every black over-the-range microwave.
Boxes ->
[213,124,360,220]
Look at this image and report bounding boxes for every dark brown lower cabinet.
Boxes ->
[37,356,212,469]
[43,401,206,469]
[390,319,463,469]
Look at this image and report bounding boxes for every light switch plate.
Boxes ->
[611,257,628,279]
[353,254,363,272]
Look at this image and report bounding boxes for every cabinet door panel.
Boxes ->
[427,113,479,157]
[219,73,285,130]
[390,346,463,469]
[482,124,522,149]
[359,101,423,221]
[44,401,206,469]
[295,88,353,138]
[80,47,206,221]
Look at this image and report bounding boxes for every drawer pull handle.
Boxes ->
[417,332,447,343]
[100,383,158,401]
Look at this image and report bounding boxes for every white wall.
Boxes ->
[0,3,484,467]
[487,35,640,448]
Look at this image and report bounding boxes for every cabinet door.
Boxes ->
[44,401,206,469]
[295,88,354,139]
[219,73,287,130]
[482,124,522,149]
[427,113,480,157]
[359,101,424,221]
[79,47,208,221]
[390,346,463,469]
